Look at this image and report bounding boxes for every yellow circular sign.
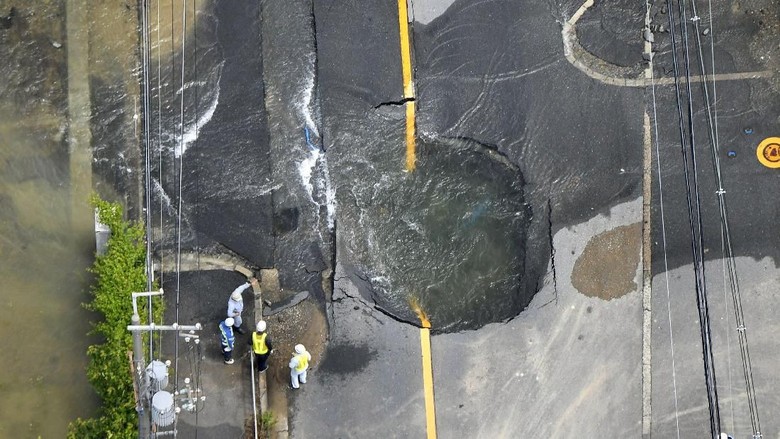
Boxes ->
[757,137,780,168]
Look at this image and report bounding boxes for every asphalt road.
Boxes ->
[18,0,780,436]
[162,270,255,437]
[292,0,780,438]
[296,0,646,436]
[121,0,779,437]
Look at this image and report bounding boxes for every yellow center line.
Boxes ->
[397,0,414,97]
[405,100,417,171]
[397,0,416,171]
[409,298,437,439]
[419,326,437,439]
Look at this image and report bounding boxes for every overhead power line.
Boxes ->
[684,0,763,435]
[666,0,721,436]
[663,0,763,437]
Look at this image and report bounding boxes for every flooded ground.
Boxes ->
[0,2,99,435]
[0,104,99,437]
[0,0,141,435]
[338,137,532,331]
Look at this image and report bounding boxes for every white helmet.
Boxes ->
[256,321,267,332]
[294,344,306,354]
[225,317,235,327]
[231,291,243,301]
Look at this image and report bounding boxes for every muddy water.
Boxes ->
[0,3,99,436]
[0,1,142,436]
[0,3,99,437]
[0,139,98,437]
[337,136,533,332]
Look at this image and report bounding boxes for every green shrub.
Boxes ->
[68,196,162,439]
[260,410,277,433]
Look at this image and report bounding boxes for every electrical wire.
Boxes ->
[140,0,155,366]
[174,1,188,435]
[702,4,737,435]
[188,336,205,417]
[139,2,209,437]
[140,3,155,437]
[648,40,682,439]
[189,2,201,436]
[157,0,164,310]
[686,2,762,436]
[666,0,721,436]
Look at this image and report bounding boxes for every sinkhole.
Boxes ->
[341,137,536,332]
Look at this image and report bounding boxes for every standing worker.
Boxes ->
[289,344,311,389]
[219,317,236,364]
[248,320,273,372]
[227,278,256,334]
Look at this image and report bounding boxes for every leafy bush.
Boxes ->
[68,196,162,438]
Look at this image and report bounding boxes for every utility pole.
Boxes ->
[128,290,202,439]
[131,312,148,439]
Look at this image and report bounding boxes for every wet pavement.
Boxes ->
[161,270,255,438]
[288,264,426,438]
[646,0,780,436]
[297,0,780,437]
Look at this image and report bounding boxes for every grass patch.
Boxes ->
[244,410,277,439]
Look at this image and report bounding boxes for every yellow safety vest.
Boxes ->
[252,332,269,355]
[294,353,309,372]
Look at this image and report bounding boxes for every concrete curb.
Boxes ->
[258,269,289,439]
[158,252,253,274]
[561,0,774,88]
[226,264,270,435]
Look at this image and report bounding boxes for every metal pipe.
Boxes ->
[131,313,149,439]
[128,323,202,332]
[131,289,164,316]
[250,349,258,439]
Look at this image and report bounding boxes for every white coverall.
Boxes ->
[289,351,312,389]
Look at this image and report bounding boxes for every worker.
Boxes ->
[219,317,236,364]
[227,278,256,334]
[248,320,273,372]
[289,344,311,389]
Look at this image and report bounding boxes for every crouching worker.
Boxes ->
[249,320,273,372]
[220,317,236,364]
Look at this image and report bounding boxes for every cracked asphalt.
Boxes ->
[290,0,780,437]
[30,0,778,436]
[132,0,779,436]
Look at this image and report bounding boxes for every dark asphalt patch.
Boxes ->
[318,343,376,375]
